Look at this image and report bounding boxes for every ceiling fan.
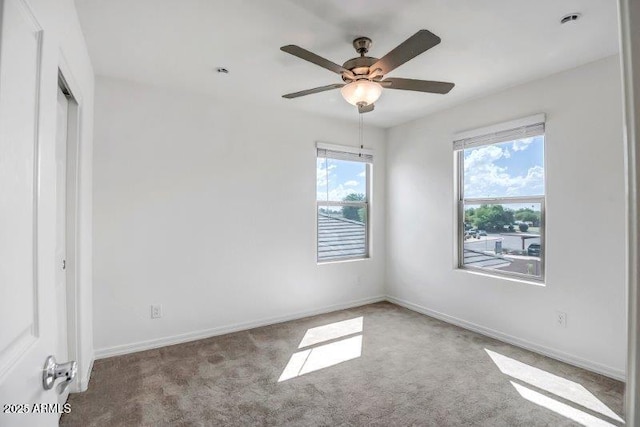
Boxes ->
[280,30,455,114]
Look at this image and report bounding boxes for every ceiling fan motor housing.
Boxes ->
[342,56,378,81]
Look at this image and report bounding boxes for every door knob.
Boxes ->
[42,355,77,393]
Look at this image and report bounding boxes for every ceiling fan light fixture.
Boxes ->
[340,80,382,106]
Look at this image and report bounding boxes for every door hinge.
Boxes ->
[62,259,66,270]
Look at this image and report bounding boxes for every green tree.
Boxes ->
[515,208,541,226]
[358,207,367,223]
[464,207,476,229]
[472,204,515,232]
[342,193,365,222]
[519,223,529,232]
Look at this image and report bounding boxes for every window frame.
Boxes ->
[456,136,546,283]
[316,158,371,264]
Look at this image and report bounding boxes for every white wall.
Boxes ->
[386,55,626,379]
[91,54,627,382]
[26,0,94,391]
[92,76,386,356]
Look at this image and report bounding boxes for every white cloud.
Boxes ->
[316,161,337,188]
[464,145,544,198]
[512,137,535,152]
[358,171,366,177]
[317,184,363,202]
[329,185,363,201]
[464,145,508,171]
[344,180,359,187]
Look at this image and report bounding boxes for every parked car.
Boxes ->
[527,243,541,257]
[478,230,487,236]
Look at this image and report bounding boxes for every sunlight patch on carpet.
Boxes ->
[486,348,623,426]
[279,317,364,382]
[298,317,363,348]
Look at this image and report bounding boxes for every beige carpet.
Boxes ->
[61,302,624,426]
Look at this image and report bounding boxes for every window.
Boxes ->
[316,142,372,262]
[455,114,546,280]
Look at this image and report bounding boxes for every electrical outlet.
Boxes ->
[151,304,163,319]
[556,311,567,328]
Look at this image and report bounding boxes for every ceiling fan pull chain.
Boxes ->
[359,114,364,157]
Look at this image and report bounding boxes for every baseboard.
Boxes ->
[94,295,386,359]
[386,295,626,382]
[72,356,94,392]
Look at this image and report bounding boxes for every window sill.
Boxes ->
[317,256,370,265]
[454,267,546,287]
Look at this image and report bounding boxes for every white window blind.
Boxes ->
[453,114,546,151]
[316,142,373,163]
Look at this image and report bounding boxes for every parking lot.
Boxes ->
[464,232,542,276]
[464,233,541,255]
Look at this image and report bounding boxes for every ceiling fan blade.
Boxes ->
[358,103,375,114]
[383,78,455,94]
[282,83,345,99]
[371,30,441,75]
[281,45,353,78]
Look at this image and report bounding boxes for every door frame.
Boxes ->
[57,52,87,393]
[618,0,640,424]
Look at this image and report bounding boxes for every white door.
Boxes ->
[0,0,72,425]
[55,86,69,407]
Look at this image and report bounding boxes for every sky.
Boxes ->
[463,136,545,199]
[315,135,542,205]
[317,158,367,202]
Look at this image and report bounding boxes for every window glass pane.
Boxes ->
[318,205,367,261]
[463,202,542,278]
[317,158,367,202]
[463,135,544,198]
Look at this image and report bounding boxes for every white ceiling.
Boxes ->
[74,0,620,128]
